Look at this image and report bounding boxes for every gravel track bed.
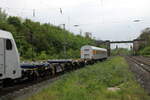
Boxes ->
[125,56,150,94]
[0,76,60,100]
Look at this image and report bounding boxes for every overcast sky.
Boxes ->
[1,0,150,48]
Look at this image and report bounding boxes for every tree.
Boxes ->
[0,8,7,21]
[136,27,150,56]
[7,16,22,31]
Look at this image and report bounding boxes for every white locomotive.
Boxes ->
[0,30,21,81]
[81,45,107,60]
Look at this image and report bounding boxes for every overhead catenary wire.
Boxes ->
[98,0,104,24]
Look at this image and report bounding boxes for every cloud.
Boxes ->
[0,0,150,43]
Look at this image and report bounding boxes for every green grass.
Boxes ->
[27,56,150,100]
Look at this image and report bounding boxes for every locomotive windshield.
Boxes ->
[6,39,12,50]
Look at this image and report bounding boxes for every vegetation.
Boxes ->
[139,46,150,56]
[0,9,95,60]
[137,28,150,56]
[111,48,132,56]
[27,57,150,100]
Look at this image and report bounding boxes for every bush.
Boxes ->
[111,48,131,56]
[66,49,80,59]
[139,46,150,56]
[23,48,36,60]
[37,51,48,60]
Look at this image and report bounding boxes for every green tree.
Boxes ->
[136,27,150,56]
[0,8,7,21]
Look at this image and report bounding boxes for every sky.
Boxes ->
[0,0,150,48]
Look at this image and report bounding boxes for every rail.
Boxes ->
[127,56,150,73]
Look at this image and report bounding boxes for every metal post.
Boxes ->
[62,24,67,58]
[80,29,82,36]
[30,32,34,61]
[106,41,110,56]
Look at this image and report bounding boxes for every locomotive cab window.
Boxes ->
[84,49,89,51]
[6,39,13,50]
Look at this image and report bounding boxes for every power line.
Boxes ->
[97,0,104,24]
[100,0,103,7]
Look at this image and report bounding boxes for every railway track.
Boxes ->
[126,56,150,94]
[0,74,60,100]
[127,56,150,73]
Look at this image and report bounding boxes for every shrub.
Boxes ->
[139,46,150,56]
[37,51,48,60]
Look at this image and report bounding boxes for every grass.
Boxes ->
[27,56,150,100]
